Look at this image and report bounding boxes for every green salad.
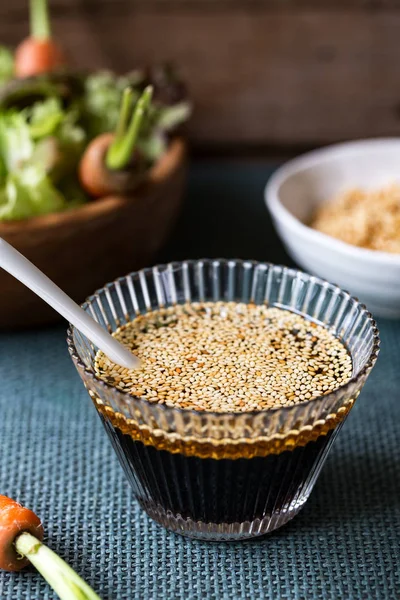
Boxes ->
[0,50,191,221]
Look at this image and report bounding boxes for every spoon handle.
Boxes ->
[0,238,140,369]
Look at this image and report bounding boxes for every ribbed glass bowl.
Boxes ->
[67,260,379,541]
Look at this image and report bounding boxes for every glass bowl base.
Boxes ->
[139,498,308,541]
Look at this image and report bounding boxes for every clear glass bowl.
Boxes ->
[67,260,379,541]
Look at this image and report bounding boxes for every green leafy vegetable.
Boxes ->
[57,109,86,153]
[30,137,60,173]
[0,101,87,219]
[0,151,6,184]
[138,130,167,162]
[0,165,66,220]
[25,97,64,139]
[156,102,191,131]
[25,98,86,161]
[0,112,34,171]
[48,106,86,180]
[83,71,134,138]
[0,64,191,221]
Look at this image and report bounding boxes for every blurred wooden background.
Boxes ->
[2,0,400,155]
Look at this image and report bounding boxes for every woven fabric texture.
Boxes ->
[0,164,399,600]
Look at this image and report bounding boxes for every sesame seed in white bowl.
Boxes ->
[265,138,400,318]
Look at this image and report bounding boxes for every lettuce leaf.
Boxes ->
[0,112,34,171]
[156,102,192,131]
[138,130,167,162]
[57,110,86,160]
[0,165,66,221]
[25,98,86,154]
[6,100,87,182]
[25,97,65,139]
[0,100,87,220]
[83,71,133,138]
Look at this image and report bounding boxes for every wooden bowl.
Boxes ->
[0,139,187,329]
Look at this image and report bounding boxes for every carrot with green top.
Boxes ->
[0,495,44,572]
[79,85,153,198]
[15,0,67,78]
[0,495,101,599]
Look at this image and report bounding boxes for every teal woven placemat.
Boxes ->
[0,164,399,600]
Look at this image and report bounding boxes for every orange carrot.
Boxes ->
[78,132,124,198]
[79,86,152,199]
[0,495,101,598]
[15,0,66,79]
[0,495,43,572]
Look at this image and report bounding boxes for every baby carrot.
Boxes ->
[15,0,67,78]
[79,86,153,198]
[0,495,101,600]
[0,495,44,572]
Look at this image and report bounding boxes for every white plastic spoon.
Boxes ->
[0,237,140,369]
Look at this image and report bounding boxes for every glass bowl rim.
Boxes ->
[66,259,380,418]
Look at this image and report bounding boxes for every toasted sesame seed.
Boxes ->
[94,302,352,413]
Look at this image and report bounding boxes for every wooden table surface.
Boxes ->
[1,0,400,154]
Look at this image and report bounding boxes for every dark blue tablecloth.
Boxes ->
[0,163,399,600]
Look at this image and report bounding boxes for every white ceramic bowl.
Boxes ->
[265,138,400,318]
